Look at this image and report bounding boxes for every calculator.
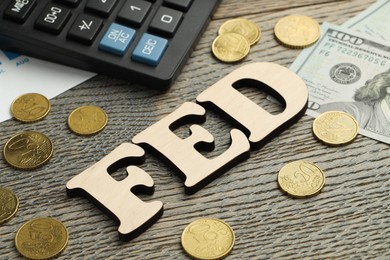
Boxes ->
[0,0,220,88]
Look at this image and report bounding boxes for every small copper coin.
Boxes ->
[181,218,235,260]
[15,217,68,260]
[3,131,53,170]
[11,93,51,123]
[274,15,321,48]
[0,187,19,225]
[313,111,359,146]
[278,160,325,198]
[68,106,108,135]
[212,33,250,63]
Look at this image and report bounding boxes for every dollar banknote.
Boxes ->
[290,22,390,144]
[343,0,390,43]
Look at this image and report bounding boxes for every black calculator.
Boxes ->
[0,0,220,88]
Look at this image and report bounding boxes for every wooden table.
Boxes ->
[1,0,389,258]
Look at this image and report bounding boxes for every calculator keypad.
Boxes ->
[3,0,187,66]
[1,0,219,88]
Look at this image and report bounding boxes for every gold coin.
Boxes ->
[218,18,261,46]
[181,218,235,260]
[15,217,68,260]
[278,160,325,198]
[3,131,53,170]
[11,93,51,123]
[0,187,19,225]
[274,15,320,48]
[313,111,359,146]
[68,106,108,135]
[212,33,250,63]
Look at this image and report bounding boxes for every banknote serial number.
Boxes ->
[319,47,387,66]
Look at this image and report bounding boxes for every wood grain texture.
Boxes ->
[1,0,389,259]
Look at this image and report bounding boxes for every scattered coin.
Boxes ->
[218,18,261,46]
[313,111,359,146]
[278,160,325,198]
[11,93,51,123]
[212,32,250,63]
[0,187,19,225]
[68,105,108,135]
[274,15,321,48]
[15,217,68,260]
[3,131,53,170]
[181,218,235,260]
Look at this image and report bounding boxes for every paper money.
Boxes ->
[290,22,390,144]
[343,0,390,43]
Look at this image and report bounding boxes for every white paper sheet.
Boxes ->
[0,50,95,122]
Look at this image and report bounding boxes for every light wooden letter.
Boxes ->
[196,62,308,149]
[66,143,163,241]
[132,102,250,194]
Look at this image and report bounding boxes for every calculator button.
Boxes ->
[99,23,136,56]
[132,33,168,66]
[149,7,183,37]
[4,0,37,23]
[68,14,103,45]
[163,0,192,12]
[35,4,71,34]
[117,0,152,27]
[85,0,118,17]
[53,0,81,7]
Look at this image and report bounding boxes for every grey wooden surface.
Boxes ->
[1,0,389,259]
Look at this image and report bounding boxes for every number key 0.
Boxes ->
[149,6,183,37]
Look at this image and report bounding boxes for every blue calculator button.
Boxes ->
[131,33,168,66]
[99,23,136,56]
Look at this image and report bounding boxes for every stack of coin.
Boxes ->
[0,187,19,225]
[11,93,51,123]
[3,131,53,170]
[313,111,359,146]
[181,218,235,259]
[274,15,321,48]
[68,105,108,136]
[212,18,261,62]
[15,217,68,259]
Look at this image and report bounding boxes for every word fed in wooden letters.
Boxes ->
[66,62,308,241]
[132,101,251,195]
